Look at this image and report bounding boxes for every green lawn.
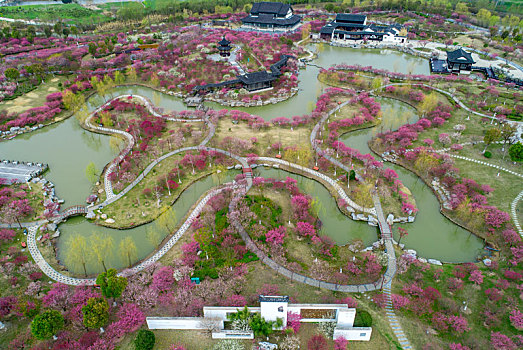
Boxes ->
[0,3,112,25]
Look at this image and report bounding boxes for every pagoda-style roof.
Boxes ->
[242,13,301,26]
[218,36,230,47]
[447,48,475,64]
[335,13,367,25]
[251,2,291,16]
[238,71,276,85]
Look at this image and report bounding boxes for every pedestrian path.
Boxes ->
[511,190,523,237]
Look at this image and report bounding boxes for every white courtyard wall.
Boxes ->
[333,327,372,341]
[203,306,260,321]
[146,317,214,330]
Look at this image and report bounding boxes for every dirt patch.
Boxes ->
[300,308,336,319]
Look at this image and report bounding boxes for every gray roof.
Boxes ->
[447,48,475,64]
[251,2,291,16]
[238,71,276,85]
[259,295,289,303]
[335,13,367,24]
[242,13,301,26]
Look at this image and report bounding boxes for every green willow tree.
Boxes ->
[118,236,138,268]
[90,232,114,272]
[85,161,99,184]
[64,234,91,276]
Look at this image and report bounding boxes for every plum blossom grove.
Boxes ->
[0,3,522,350]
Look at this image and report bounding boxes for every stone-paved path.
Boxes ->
[511,190,523,237]
[309,87,411,348]
[257,157,375,215]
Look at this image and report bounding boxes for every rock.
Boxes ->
[428,259,442,266]
[406,249,417,257]
[386,214,394,225]
[250,164,258,169]
[407,216,415,222]
[399,243,405,249]
[47,223,57,231]
[98,189,104,194]
[36,235,42,241]
[52,230,60,239]
[482,258,492,267]
[418,257,428,263]
[272,164,280,169]
[355,213,367,221]
[105,218,115,224]
[101,214,108,220]
[85,212,95,219]
[234,164,242,170]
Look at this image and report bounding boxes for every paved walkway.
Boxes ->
[308,87,410,348]
[511,190,523,237]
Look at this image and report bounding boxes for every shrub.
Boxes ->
[484,151,492,158]
[134,329,155,350]
[353,310,372,327]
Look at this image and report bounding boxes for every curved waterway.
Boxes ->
[339,98,484,262]
[57,171,237,275]
[256,167,378,246]
[0,44,481,274]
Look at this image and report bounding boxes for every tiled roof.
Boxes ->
[251,2,290,16]
[447,48,475,64]
[259,295,290,303]
[242,13,301,26]
[335,13,367,24]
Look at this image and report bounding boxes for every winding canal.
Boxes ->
[0,46,484,273]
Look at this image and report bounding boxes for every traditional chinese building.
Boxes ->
[242,2,301,32]
[218,36,232,57]
[446,48,475,72]
[320,13,406,44]
[194,55,294,93]
[146,295,372,341]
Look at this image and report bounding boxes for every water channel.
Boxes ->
[0,45,484,274]
[339,98,484,262]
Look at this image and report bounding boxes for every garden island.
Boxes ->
[0,1,522,349]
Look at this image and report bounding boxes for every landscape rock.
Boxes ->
[428,259,442,265]
[105,218,115,224]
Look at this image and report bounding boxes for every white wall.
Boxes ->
[146,317,214,330]
[333,327,373,341]
[212,330,254,339]
[337,309,356,327]
[261,301,287,324]
[203,306,260,321]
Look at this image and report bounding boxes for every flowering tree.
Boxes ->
[286,311,302,334]
[469,270,484,285]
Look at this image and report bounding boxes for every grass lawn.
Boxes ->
[97,160,216,228]
[0,3,113,25]
[451,155,521,215]
[213,118,313,159]
[0,76,68,114]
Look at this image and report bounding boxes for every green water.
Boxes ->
[0,118,116,206]
[0,45,482,273]
[339,97,484,262]
[56,171,237,275]
[256,167,378,246]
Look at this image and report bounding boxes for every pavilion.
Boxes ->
[194,54,294,93]
[241,2,301,32]
[218,36,232,57]
[446,48,475,73]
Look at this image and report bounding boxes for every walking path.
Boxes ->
[258,157,375,215]
[309,88,411,348]
[511,190,523,237]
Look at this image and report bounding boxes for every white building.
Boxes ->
[146,295,372,341]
